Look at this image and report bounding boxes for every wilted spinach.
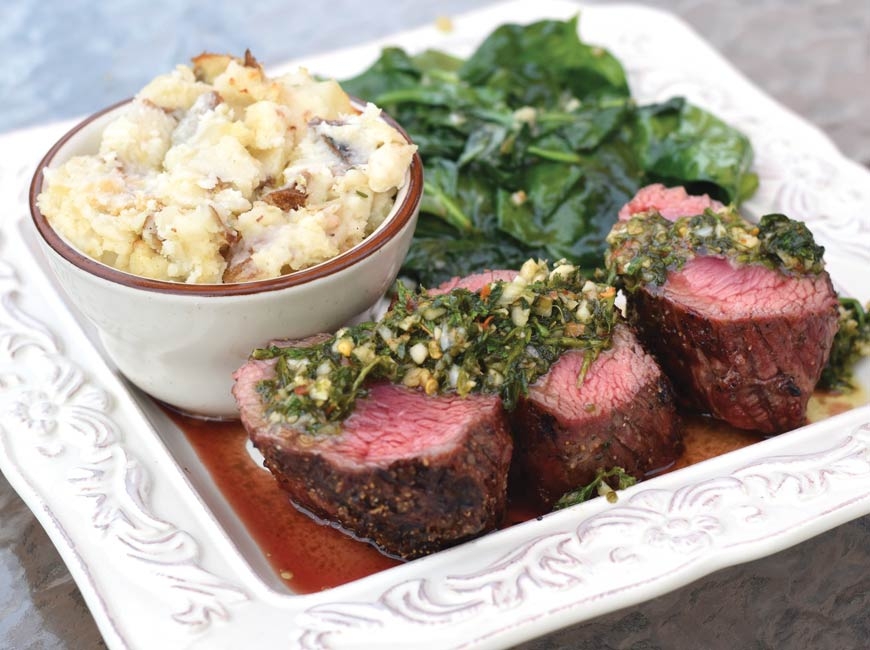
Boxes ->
[342,16,757,287]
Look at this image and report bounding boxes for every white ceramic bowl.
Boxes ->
[29,99,423,419]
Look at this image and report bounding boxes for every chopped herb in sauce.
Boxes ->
[818,298,870,391]
[605,209,826,290]
[553,466,637,509]
[253,259,618,433]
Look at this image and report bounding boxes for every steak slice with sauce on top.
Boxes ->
[512,325,682,507]
[613,184,839,434]
[627,255,838,433]
[232,348,512,560]
[434,271,683,508]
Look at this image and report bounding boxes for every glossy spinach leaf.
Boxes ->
[342,16,758,286]
[459,16,629,104]
[632,98,758,204]
[496,138,643,267]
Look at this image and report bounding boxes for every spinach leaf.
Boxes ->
[495,139,642,267]
[459,16,630,104]
[633,98,758,204]
[341,16,758,287]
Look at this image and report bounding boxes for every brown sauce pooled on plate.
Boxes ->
[166,411,400,593]
[167,386,866,594]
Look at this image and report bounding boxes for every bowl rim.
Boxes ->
[28,96,423,297]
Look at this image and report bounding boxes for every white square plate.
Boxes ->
[2,2,869,648]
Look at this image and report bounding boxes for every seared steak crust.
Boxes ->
[511,325,683,506]
[233,359,512,559]
[261,412,511,559]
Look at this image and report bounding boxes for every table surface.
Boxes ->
[2,1,869,648]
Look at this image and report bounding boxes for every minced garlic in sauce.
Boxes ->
[253,259,619,433]
[37,51,416,283]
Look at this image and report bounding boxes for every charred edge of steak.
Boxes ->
[234,357,514,560]
[628,276,839,434]
[258,414,512,560]
[512,376,682,507]
[510,336,683,508]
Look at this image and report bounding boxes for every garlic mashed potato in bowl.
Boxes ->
[36,52,417,284]
[29,52,423,418]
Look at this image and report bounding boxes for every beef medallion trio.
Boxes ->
[233,188,844,559]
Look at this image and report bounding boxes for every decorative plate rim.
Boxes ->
[1,2,869,649]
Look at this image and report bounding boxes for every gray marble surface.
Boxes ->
[1,1,869,648]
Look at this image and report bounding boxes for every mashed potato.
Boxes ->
[37,52,416,283]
